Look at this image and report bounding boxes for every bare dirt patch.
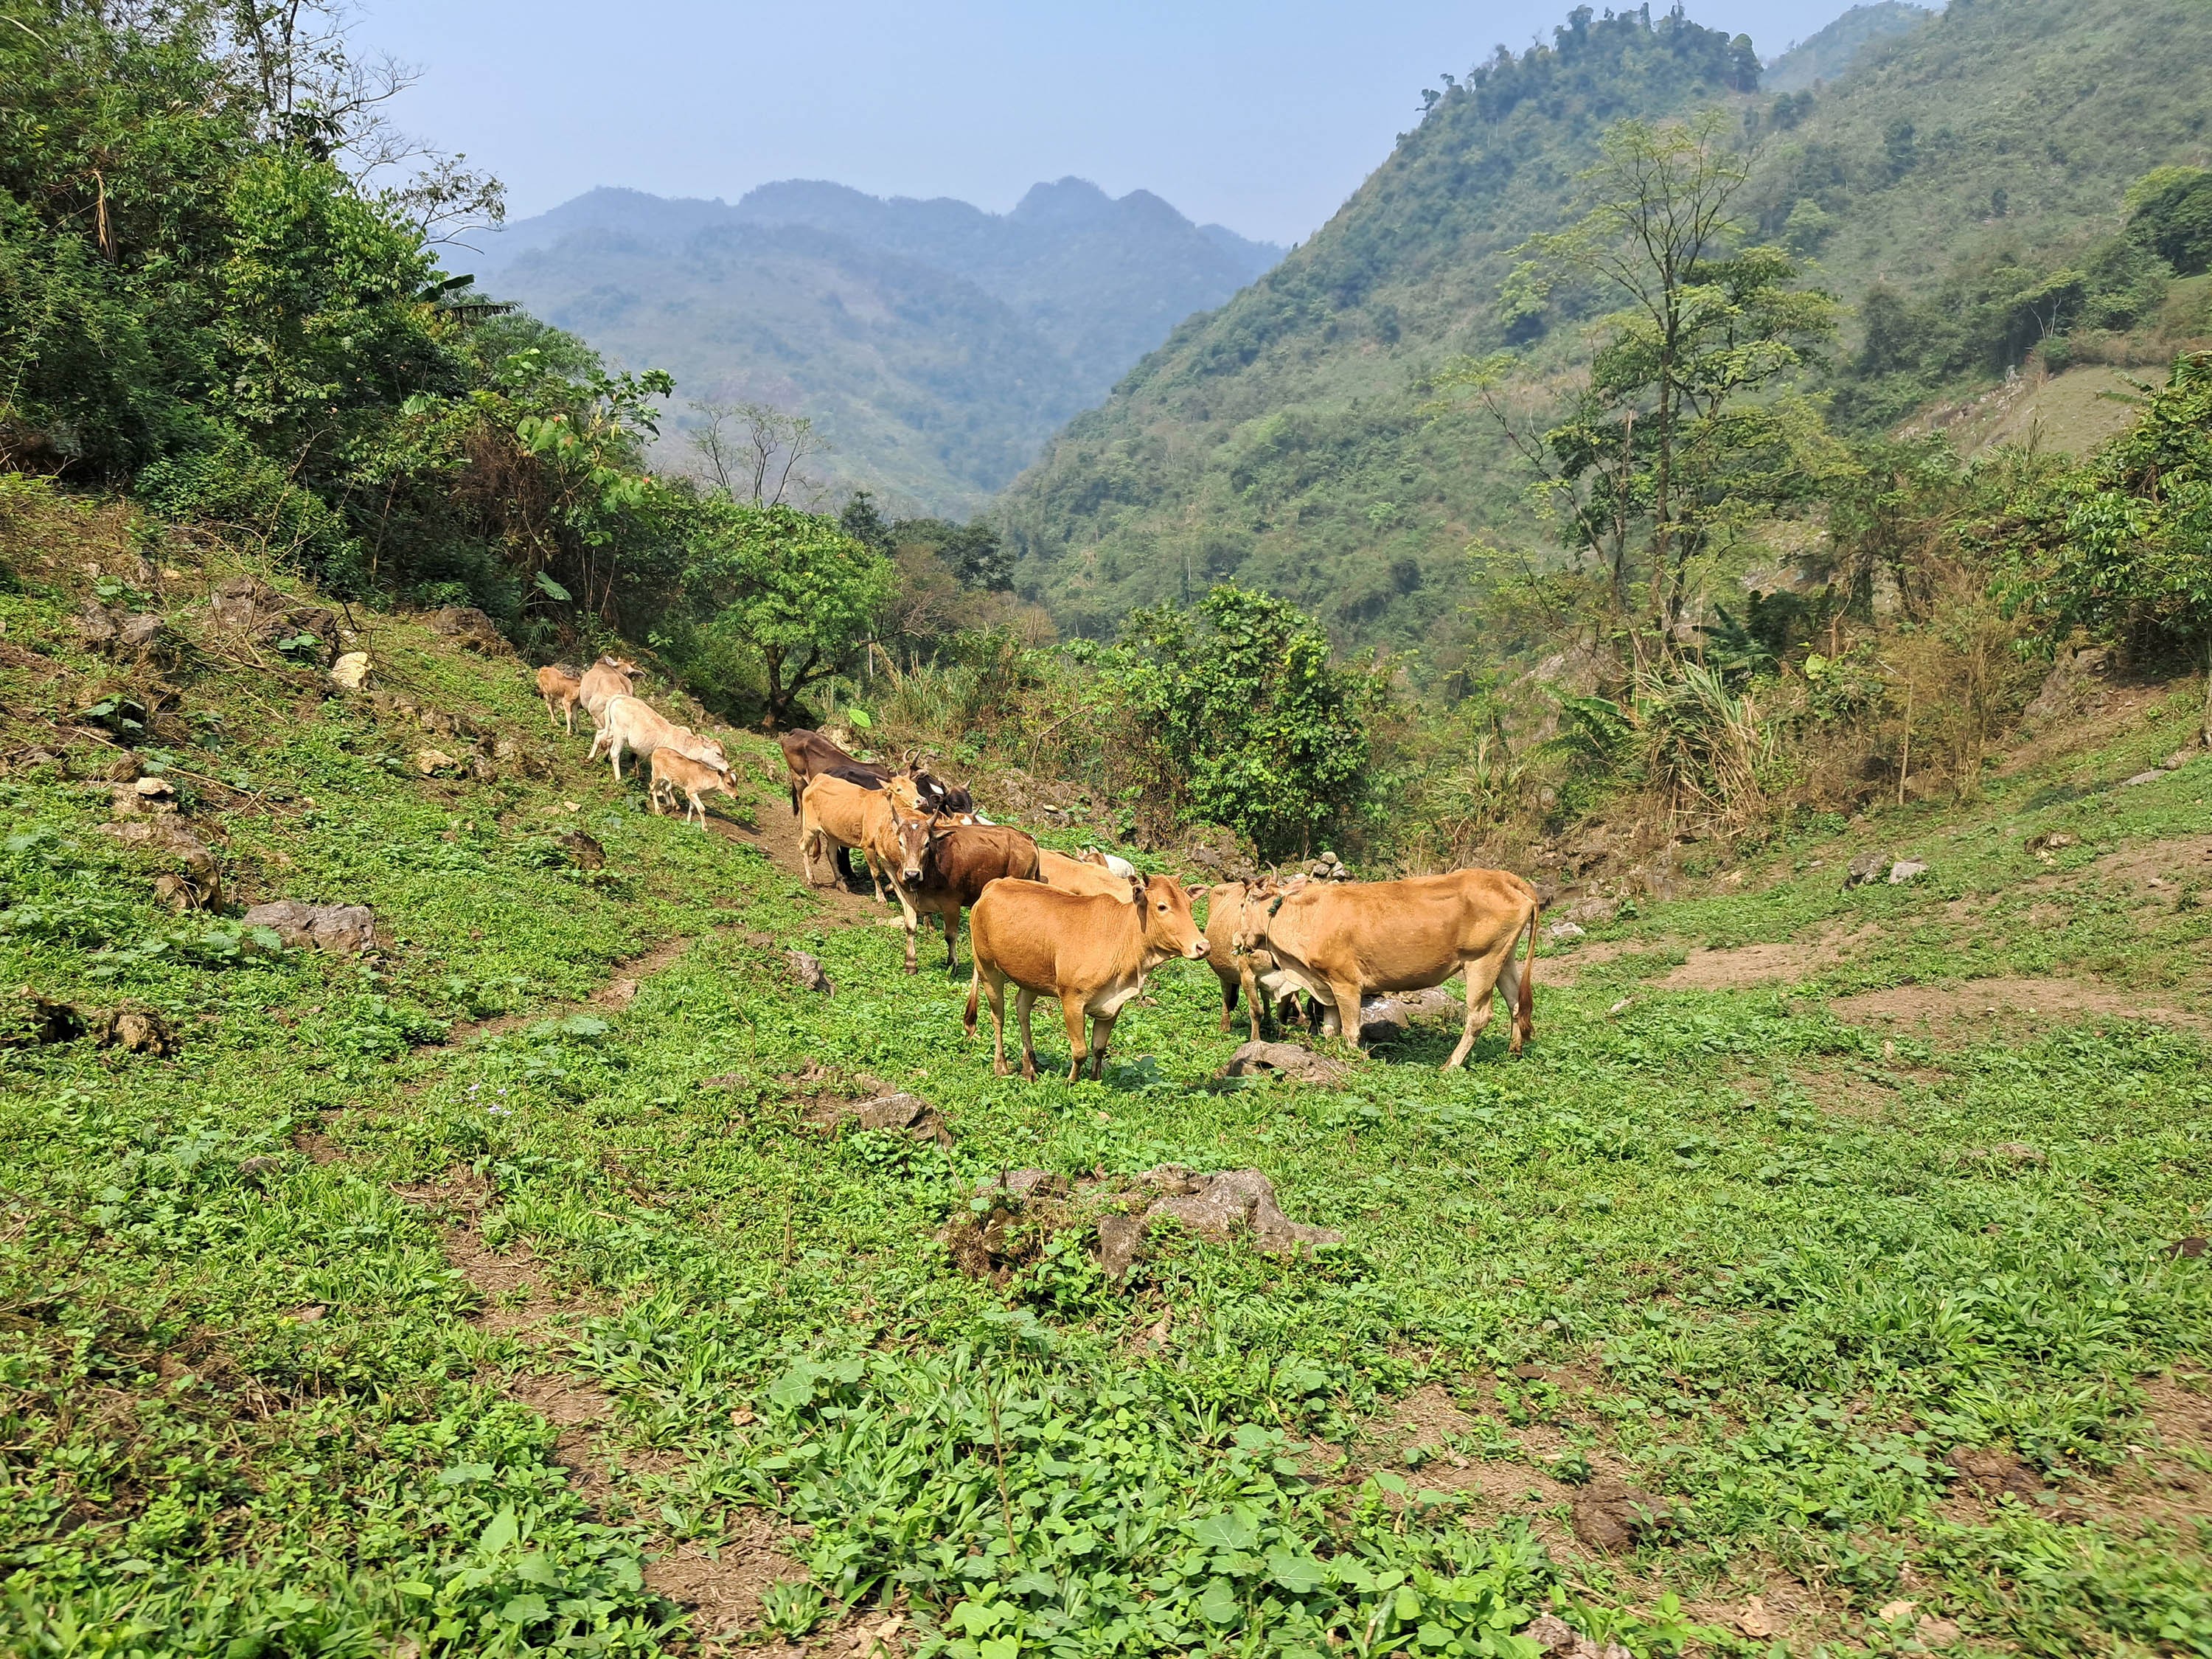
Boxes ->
[1540,938,1683,987]
[1829,975,2212,1039]
[643,1510,809,1644]
[1658,928,1877,991]
[2092,834,2212,888]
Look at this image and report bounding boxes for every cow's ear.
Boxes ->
[1184,882,1207,899]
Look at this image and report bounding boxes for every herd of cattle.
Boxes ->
[531,656,1540,1081]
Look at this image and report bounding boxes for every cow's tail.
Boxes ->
[1516,898,1538,1042]
[962,967,980,1040]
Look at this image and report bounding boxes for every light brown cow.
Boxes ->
[964,873,1208,1081]
[535,663,582,732]
[650,748,737,827]
[588,695,729,783]
[1202,878,1311,1041]
[799,773,900,899]
[1038,848,1134,902]
[1250,869,1538,1068]
[577,654,640,728]
[868,796,1042,975]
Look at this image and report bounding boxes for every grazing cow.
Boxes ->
[1080,848,1138,880]
[799,773,900,899]
[868,797,1040,974]
[588,695,728,783]
[1039,848,1135,902]
[535,663,583,733]
[577,654,640,728]
[1248,869,1540,1068]
[778,728,891,815]
[1202,878,1311,1041]
[650,748,737,828]
[964,873,1209,1081]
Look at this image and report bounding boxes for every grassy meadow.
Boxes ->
[3,498,2210,1657]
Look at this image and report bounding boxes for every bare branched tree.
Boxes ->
[220,1,505,245]
[687,400,830,509]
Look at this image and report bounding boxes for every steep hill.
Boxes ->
[1762,1,1927,94]
[459,181,1283,515]
[998,0,2212,648]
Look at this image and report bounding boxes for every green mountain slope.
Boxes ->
[999,0,2212,649]
[1763,1,1927,94]
[466,182,1283,515]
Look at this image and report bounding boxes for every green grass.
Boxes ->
[4,512,2210,1655]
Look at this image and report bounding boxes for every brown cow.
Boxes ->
[1251,869,1538,1068]
[577,654,640,728]
[777,728,891,815]
[799,773,900,900]
[1202,878,1311,1041]
[964,874,1209,1081]
[535,663,582,732]
[869,796,1041,975]
[1038,848,1133,902]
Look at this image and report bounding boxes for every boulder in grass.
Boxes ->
[787,950,834,994]
[427,606,511,655]
[95,1005,178,1057]
[1570,1477,1677,1553]
[1219,1040,1351,1086]
[240,901,376,953]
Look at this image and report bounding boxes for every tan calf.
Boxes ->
[535,663,582,732]
[650,748,737,827]
[1253,869,1538,1068]
[964,874,1208,1081]
[587,695,728,783]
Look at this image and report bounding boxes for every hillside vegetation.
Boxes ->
[465,182,1284,515]
[7,473,2212,1658]
[998,0,2212,652]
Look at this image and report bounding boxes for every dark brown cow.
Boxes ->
[776,728,893,815]
[867,796,1040,974]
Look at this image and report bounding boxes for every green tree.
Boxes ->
[1448,112,1838,641]
[683,502,893,729]
[1101,586,1390,860]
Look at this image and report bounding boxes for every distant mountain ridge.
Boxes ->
[455,181,1283,514]
[1763,1,1928,94]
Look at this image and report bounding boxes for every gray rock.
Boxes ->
[1887,859,1928,884]
[1571,1477,1676,1553]
[1843,849,1889,888]
[242,901,375,953]
[116,613,166,651]
[2121,770,2166,787]
[1219,1040,1352,1085]
[1393,987,1463,1020]
[1105,1166,1340,1278]
[2163,749,2200,771]
[1358,997,1411,1043]
[1547,919,1587,941]
[559,830,605,871]
[1094,1212,1147,1279]
[976,1167,1071,1202]
[426,606,511,655]
[787,950,834,993]
[100,818,220,910]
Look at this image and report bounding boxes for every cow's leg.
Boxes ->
[1494,948,1528,1057]
[1216,970,1237,1034]
[1237,962,1265,1043]
[1444,955,1506,1070]
[1015,989,1040,1082]
[892,889,921,974]
[942,905,960,974]
[1060,996,1090,1083]
[988,976,1014,1077]
[565,703,576,736]
[542,695,556,729]
[586,727,609,765]
[1327,978,1365,1054]
[1087,1009,1120,1081]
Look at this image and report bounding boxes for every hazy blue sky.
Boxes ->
[366,0,1871,245]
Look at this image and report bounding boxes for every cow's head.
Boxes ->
[1136,874,1209,961]
[673,727,730,772]
[597,653,640,675]
[888,792,937,887]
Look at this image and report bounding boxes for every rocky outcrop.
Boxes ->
[240,901,376,953]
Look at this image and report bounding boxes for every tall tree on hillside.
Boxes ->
[1442,112,1838,653]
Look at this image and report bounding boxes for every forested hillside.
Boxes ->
[463,181,1284,515]
[1761,2,1924,95]
[998,0,2212,650]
